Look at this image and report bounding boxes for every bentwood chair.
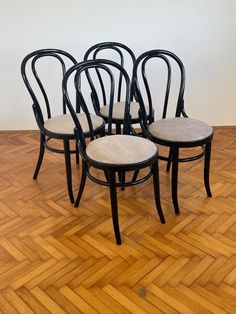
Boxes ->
[84,42,151,134]
[21,49,105,203]
[133,50,213,215]
[62,59,165,245]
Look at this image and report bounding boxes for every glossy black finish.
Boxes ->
[171,148,180,215]
[63,59,165,245]
[152,162,166,223]
[33,133,45,179]
[108,170,121,245]
[133,49,213,214]
[63,139,74,204]
[74,160,87,208]
[21,49,105,203]
[204,142,212,197]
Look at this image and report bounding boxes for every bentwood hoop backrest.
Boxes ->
[84,42,136,113]
[62,59,131,156]
[21,49,77,131]
[133,50,186,127]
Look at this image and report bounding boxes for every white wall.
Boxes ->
[0,0,236,130]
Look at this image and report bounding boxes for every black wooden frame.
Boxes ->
[21,48,105,204]
[63,59,165,245]
[84,42,151,132]
[133,49,213,214]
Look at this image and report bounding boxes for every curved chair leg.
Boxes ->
[204,141,212,197]
[33,133,45,179]
[152,162,165,224]
[75,141,80,165]
[63,139,74,204]
[108,170,121,245]
[172,147,180,215]
[166,147,173,172]
[74,160,87,208]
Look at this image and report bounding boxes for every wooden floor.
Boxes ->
[0,127,235,313]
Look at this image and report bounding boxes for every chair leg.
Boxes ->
[131,169,139,182]
[63,139,74,204]
[204,141,212,197]
[152,162,165,224]
[172,147,180,215]
[101,125,106,137]
[33,133,45,179]
[108,170,121,245]
[75,141,80,165]
[116,123,121,134]
[166,147,173,172]
[74,160,87,208]
[104,169,109,182]
[118,170,126,191]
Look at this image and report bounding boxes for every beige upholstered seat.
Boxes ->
[44,113,104,135]
[148,117,213,143]
[99,101,149,120]
[86,135,157,165]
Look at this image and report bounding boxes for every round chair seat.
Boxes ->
[44,113,104,135]
[99,101,149,120]
[148,117,213,143]
[86,135,157,165]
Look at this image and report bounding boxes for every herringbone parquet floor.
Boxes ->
[0,127,235,313]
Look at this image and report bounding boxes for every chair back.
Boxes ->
[21,49,77,131]
[84,42,136,113]
[62,59,131,159]
[133,49,186,128]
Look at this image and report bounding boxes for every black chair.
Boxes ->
[133,49,213,215]
[62,59,165,245]
[21,49,105,203]
[84,42,152,134]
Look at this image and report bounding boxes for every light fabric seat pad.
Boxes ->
[44,113,104,135]
[86,135,157,165]
[99,101,149,120]
[148,117,213,142]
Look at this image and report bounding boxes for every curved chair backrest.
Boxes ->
[62,59,131,158]
[21,49,77,131]
[133,49,186,126]
[84,42,136,112]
